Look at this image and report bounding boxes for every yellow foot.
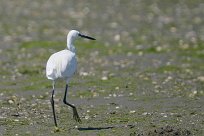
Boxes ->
[54,126,60,132]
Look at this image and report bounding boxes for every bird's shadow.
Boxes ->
[78,126,114,131]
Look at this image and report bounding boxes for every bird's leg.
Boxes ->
[50,82,58,127]
[63,84,81,123]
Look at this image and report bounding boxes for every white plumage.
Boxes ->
[46,30,95,127]
[46,49,76,83]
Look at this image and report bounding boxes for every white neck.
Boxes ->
[67,36,76,53]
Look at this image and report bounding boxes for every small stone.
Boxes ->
[129,92,133,96]
[167,76,172,80]
[110,22,118,28]
[115,106,120,109]
[31,103,37,107]
[11,95,17,100]
[152,81,157,84]
[127,52,133,56]
[80,72,89,76]
[154,85,161,89]
[198,76,204,82]
[142,112,150,116]
[129,110,136,114]
[170,27,177,33]
[93,92,99,97]
[138,51,143,56]
[14,119,19,122]
[166,62,171,65]
[85,115,89,119]
[90,105,94,108]
[8,100,14,104]
[101,76,108,80]
[39,95,44,99]
[0,116,6,119]
[156,46,162,52]
[32,95,35,98]
[193,90,198,94]
[114,34,120,42]
[74,125,78,129]
[143,77,149,80]
[115,86,119,90]
[161,113,168,117]
[20,97,26,102]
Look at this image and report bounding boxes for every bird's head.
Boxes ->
[67,30,96,41]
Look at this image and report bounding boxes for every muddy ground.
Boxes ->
[0,0,204,136]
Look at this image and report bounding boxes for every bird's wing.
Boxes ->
[46,50,77,80]
[60,50,77,78]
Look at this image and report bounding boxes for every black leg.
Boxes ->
[50,83,58,127]
[63,84,81,123]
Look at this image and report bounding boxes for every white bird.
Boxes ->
[46,30,95,127]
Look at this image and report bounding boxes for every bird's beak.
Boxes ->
[79,33,96,40]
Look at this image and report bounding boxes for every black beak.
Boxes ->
[79,33,96,40]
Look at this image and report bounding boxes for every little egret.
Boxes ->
[46,30,95,127]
